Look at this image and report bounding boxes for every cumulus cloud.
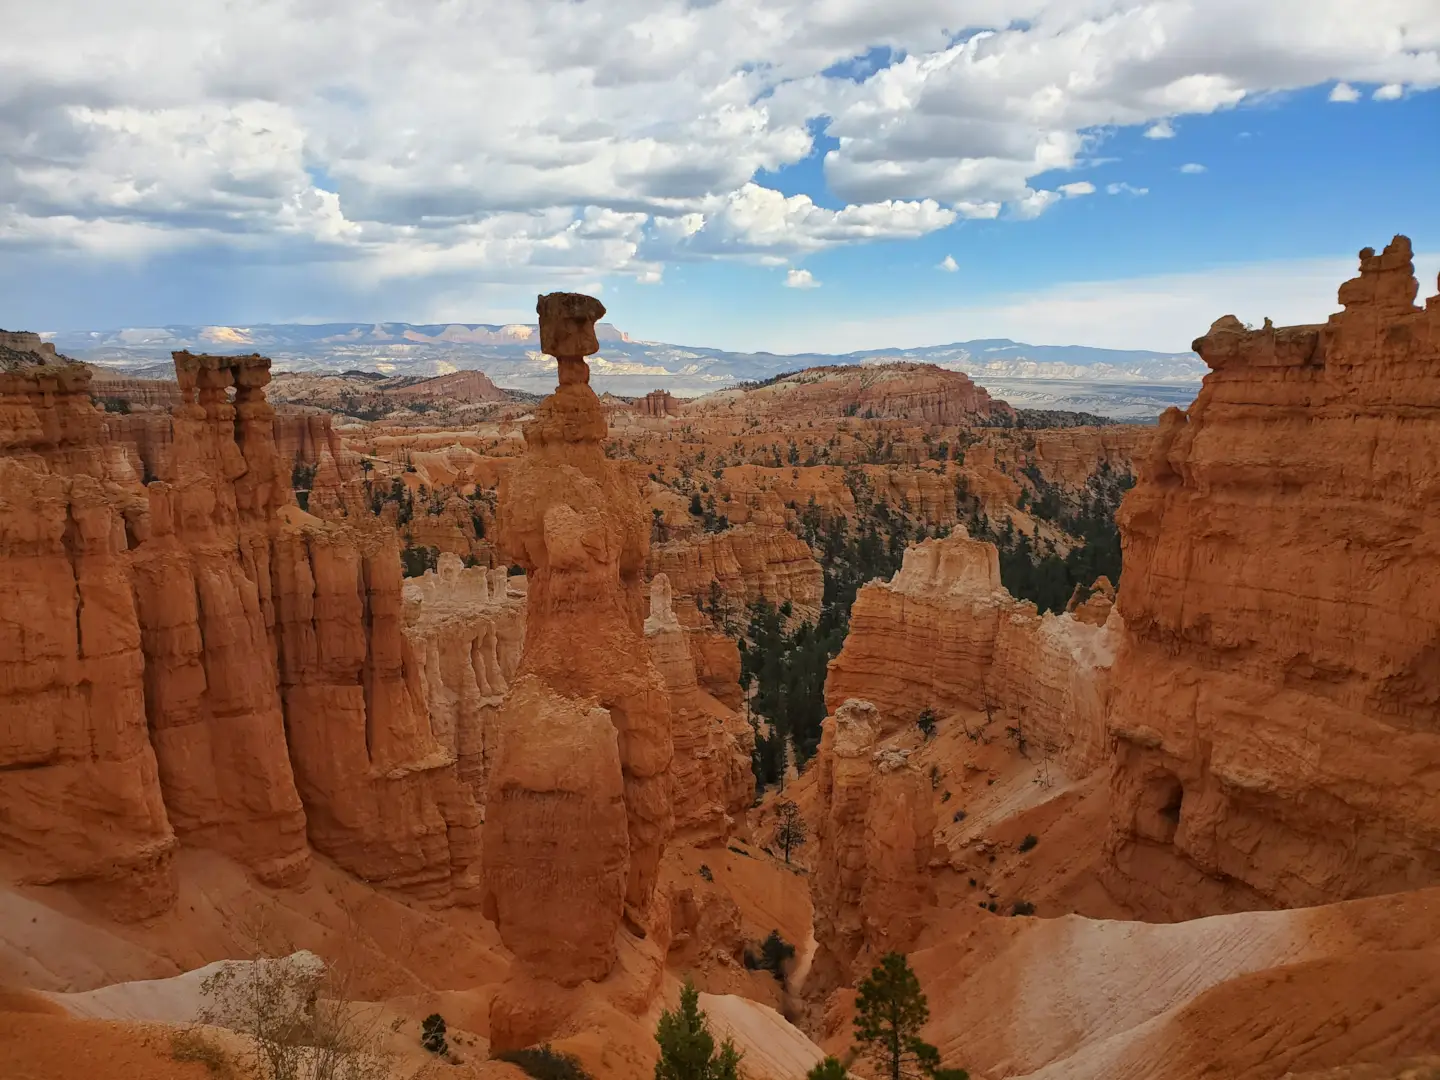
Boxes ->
[2,0,1438,304]
[1179,163,1207,174]
[938,254,959,272]
[1059,181,1096,197]
[785,267,819,288]
[1107,182,1150,196]
[1329,81,1361,102]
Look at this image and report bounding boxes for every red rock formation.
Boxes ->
[482,674,631,984]
[645,574,753,845]
[270,511,485,897]
[811,699,936,983]
[2,335,525,915]
[0,334,176,919]
[404,556,525,804]
[1104,236,1440,916]
[637,389,680,417]
[492,291,675,927]
[827,534,1120,774]
[86,374,184,410]
[690,363,1013,424]
[648,524,823,623]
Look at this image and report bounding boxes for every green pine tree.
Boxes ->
[807,1057,851,1079]
[654,979,742,1080]
[852,953,966,1080]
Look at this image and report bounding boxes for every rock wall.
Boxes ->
[404,556,525,805]
[644,574,754,846]
[128,352,309,888]
[1104,236,1440,917]
[0,340,530,916]
[826,534,1121,774]
[811,700,936,983]
[0,341,176,920]
[648,524,823,623]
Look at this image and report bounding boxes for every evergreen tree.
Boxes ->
[851,953,965,1080]
[773,800,808,863]
[807,1058,851,1080]
[654,980,742,1080]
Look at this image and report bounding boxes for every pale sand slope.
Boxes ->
[912,887,1440,1080]
[699,992,844,1080]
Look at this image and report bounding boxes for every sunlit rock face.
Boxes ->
[1104,236,1440,917]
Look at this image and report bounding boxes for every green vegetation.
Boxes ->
[421,1014,448,1055]
[400,541,440,578]
[772,800,808,864]
[807,1057,852,1079]
[917,708,937,739]
[496,1045,593,1079]
[852,952,968,1080]
[1018,834,1038,853]
[98,395,131,414]
[744,929,796,983]
[653,980,743,1080]
[1011,900,1036,916]
[956,462,1133,615]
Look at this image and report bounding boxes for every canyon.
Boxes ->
[4,237,1440,1080]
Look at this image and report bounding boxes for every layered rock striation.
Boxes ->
[1104,236,1440,915]
[1,338,525,915]
[648,523,823,623]
[0,334,177,918]
[811,699,937,983]
[644,574,754,845]
[826,534,1120,773]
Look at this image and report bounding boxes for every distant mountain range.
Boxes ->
[45,321,1207,421]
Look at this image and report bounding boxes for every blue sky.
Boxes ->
[2,1,1438,353]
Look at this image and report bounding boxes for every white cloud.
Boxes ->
[1179,163,1207,174]
[1059,181,1096,197]
[785,267,819,289]
[938,254,958,272]
[1010,189,1062,220]
[1106,182,1150,197]
[1329,81,1361,102]
[1,0,1438,297]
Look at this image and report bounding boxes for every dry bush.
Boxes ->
[196,904,397,1080]
[171,1027,233,1076]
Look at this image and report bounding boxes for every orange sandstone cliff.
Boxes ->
[0,335,528,916]
[1104,236,1440,916]
[826,533,1121,774]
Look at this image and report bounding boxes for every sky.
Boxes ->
[1,0,1438,354]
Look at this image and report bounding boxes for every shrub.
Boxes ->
[953,810,967,823]
[170,1029,230,1075]
[1011,901,1036,917]
[421,1013,448,1055]
[1019,834,1038,853]
[745,930,795,983]
[495,1045,593,1079]
[986,901,998,912]
[806,1057,850,1079]
[698,864,713,882]
[917,708,937,739]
